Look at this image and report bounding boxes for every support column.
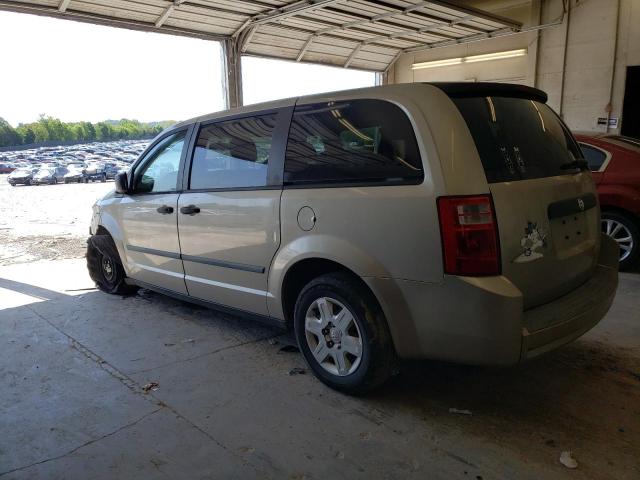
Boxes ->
[221,38,243,110]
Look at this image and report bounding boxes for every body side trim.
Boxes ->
[126,244,181,259]
[125,244,265,273]
[181,254,265,273]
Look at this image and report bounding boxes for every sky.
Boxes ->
[0,11,375,127]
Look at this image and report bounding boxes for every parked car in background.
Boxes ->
[32,166,69,185]
[84,162,108,182]
[0,163,16,174]
[104,162,121,179]
[64,164,88,183]
[575,134,640,269]
[87,83,618,394]
[7,167,37,186]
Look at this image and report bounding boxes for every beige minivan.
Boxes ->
[88,83,619,394]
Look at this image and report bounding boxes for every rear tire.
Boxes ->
[294,272,396,395]
[86,234,138,295]
[602,211,639,271]
[101,173,107,182]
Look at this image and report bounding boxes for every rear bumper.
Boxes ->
[521,234,619,360]
[364,234,619,365]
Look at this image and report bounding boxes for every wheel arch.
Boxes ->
[93,214,129,274]
[279,258,362,326]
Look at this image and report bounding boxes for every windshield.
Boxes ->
[451,96,583,183]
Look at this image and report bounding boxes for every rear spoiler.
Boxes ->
[429,82,548,103]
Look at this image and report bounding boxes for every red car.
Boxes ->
[575,134,640,270]
[0,163,16,174]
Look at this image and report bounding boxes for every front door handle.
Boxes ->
[156,205,174,214]
[180,205,201,215]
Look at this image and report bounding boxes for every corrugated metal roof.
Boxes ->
[0,0,522,71]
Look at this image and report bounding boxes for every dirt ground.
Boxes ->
[0,174,112,266]
[0,172,639,479]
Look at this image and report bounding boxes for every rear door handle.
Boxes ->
[156,205,174,215]
[180,205,201,215]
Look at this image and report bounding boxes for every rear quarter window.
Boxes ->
[284,99,423,186]
[452,96,582,183]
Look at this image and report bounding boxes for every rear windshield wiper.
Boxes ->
[560,159,589,171]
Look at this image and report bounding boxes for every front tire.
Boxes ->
[86,234,138,295]
[602,211,639,271]
[294,273,396,395]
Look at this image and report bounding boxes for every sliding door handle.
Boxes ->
[180,205,201,215]
[156,205,174,214]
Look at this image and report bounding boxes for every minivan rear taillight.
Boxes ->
[437,195,501,276]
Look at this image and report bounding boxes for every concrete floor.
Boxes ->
[0,259,638,480]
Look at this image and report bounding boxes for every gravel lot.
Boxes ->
[0,174,112,266]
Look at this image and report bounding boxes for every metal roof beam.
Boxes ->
[426,0,522,31]
[343,43,363,68]
[315,1,469,36]
[311,11,478,47]
[250,0,344,27]
[403,26,513,53]
[155,0,187,28]
[58,0,71,12]
[0,0,228,41]
[296,35,316,61]
[315,4,484,42]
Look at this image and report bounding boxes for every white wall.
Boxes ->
[388,0,640,134]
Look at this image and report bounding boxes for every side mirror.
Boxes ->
[115,171,130,194]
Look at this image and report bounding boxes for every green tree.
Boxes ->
[95,122,113,141]
[0,116,174,147]
[0,117,21,147]
[16,125,36,145]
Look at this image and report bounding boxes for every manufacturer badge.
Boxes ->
[578,198,585,211]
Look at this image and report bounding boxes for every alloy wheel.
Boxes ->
[602,217,634,262]
[304,297,363,377]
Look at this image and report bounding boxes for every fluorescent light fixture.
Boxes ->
[412,49,527,70]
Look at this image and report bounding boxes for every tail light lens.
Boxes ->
[437,195,501,276]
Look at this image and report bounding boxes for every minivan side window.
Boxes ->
[284,99,423,186]
[190,114,277,190]
[134,131,186,193]
[579,143,608,171]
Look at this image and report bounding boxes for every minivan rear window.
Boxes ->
[452,96,583,183]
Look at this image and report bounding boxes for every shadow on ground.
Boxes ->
[1,269,638,480]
